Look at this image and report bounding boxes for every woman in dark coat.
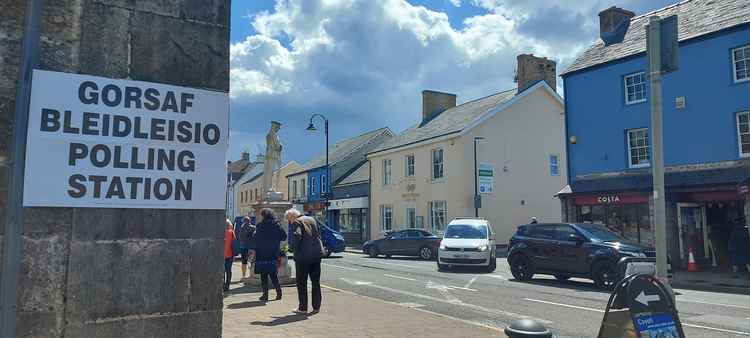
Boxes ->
[728,220,750,279]
[253,208,287,301]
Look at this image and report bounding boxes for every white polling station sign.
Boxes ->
[23,70,229,209]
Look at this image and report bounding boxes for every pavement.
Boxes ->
[222,262,504,338]
[319,252,750,338]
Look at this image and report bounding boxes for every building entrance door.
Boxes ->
[677,203,709,264]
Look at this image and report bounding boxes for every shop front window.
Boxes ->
[577,203,652,246]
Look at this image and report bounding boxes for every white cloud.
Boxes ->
[227,0,671,163]
[448,0,462,7]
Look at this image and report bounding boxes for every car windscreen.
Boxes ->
[444,224,487,239]
[576,223,624,242]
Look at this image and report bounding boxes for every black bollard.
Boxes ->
[504,319,552,338]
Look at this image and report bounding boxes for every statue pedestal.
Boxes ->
[248,199,295,286]
[243,256,296,286]
[252,199,293,223]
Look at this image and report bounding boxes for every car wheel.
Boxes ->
[419,246,433,260]
[368,247,379,258]
[486,255,497,272]
[593,262,616,290]
[510,255,533,281]
[554,275,570,281]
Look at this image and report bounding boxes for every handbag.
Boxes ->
[297,220,325,262]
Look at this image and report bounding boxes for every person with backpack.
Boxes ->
[286,208,324,314]
[254,208,287,301]
[223,218,236,292]
[238,216,256,279]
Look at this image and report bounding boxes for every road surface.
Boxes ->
[317,252,750,337]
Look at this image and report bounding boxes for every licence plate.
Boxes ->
[453,254,469,258]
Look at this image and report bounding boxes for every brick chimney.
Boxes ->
[241,151,250,161]
[515,54,556,94]
[599,6,635,45]
[421,90,456,125]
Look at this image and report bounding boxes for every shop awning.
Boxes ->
[570,166,750,194]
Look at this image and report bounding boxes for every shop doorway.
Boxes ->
[705,201,745,268]
[677,203,709,265]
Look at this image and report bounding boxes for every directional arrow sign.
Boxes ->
[635,291,660,306]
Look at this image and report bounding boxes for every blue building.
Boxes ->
[286,127,392,231]
[558,1,750,269]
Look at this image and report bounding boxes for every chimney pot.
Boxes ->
[598,6,635,45]
[421,90,456,125]
[516,54,556,94]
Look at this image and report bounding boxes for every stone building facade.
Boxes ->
[1,1,229,337]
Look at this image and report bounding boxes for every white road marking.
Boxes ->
[339,278,552,324]
[339,278,372,286]
[447,285,478,292]
[384,274,418,282]
[523,298,604,313]
[683,323,750,336]
[426,280,461,303]
[322,263,359,271]
[484,274,508,280]
[396,302,426,308]
[464,276,478,289]
[678,298,750,310]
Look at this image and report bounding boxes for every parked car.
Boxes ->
[363,229,441,260]
[317,219,346,257]
[437,218,497,272]
[507,222,655,289]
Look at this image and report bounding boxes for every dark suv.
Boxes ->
[507,223,654,289]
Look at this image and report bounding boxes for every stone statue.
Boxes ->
[261,121,282,200]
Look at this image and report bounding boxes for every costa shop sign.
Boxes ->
[574,193,649,205]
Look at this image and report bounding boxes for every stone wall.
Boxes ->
[0,0,229,337]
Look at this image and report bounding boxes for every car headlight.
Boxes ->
[477,245,488,252]
[440,243,446,250]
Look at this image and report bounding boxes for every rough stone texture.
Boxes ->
[1,0,229,336]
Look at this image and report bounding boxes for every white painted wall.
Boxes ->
[368,85,567,244]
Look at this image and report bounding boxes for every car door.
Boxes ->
[403,230,423,255]
[554,224,588,274]
[381,231,404,254]
[527,225,558,270]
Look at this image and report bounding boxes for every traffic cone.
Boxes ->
[687,247,699,272]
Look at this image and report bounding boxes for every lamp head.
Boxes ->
[306,123,317,131]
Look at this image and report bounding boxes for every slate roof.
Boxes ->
[290,127,392,175]
[562,0,750,76]
[569,166,750,194]
[370,88,517,154]
[335,161,370,186]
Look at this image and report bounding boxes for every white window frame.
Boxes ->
[733,45,750,83]
[624,72,647,105]
[405,154,415,177]
[737,111,750,157]
[321,174,327,193]
[301,178,306,196]
[292,180,298,198]
[429,200,447,232]
[310,177,317,195]
[431,148,444,180]
[549,154,560,176]
[380,204,393,231]
[382,159,392,186]
[627,128,650,168]
[406,207,416,228]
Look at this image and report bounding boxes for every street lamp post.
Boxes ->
[473,137,485,217]
[307,114,329,220]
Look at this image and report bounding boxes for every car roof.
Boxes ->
[448,218,489,226]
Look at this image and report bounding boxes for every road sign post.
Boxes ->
[647,15,678,288]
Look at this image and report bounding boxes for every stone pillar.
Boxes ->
[1,1,229,337]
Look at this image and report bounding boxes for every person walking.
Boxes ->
[238,216,256,279]
[728,219,750,279]
[223,219,236,292]
[254,208,287,301]
[286,208,324,314]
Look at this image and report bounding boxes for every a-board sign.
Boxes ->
[599,274,685,338]
[23,70,229,209]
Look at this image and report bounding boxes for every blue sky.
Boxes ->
[229,0,676,166]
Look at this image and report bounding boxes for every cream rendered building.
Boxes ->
[368,55,567,244]
[236,161,302,217]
